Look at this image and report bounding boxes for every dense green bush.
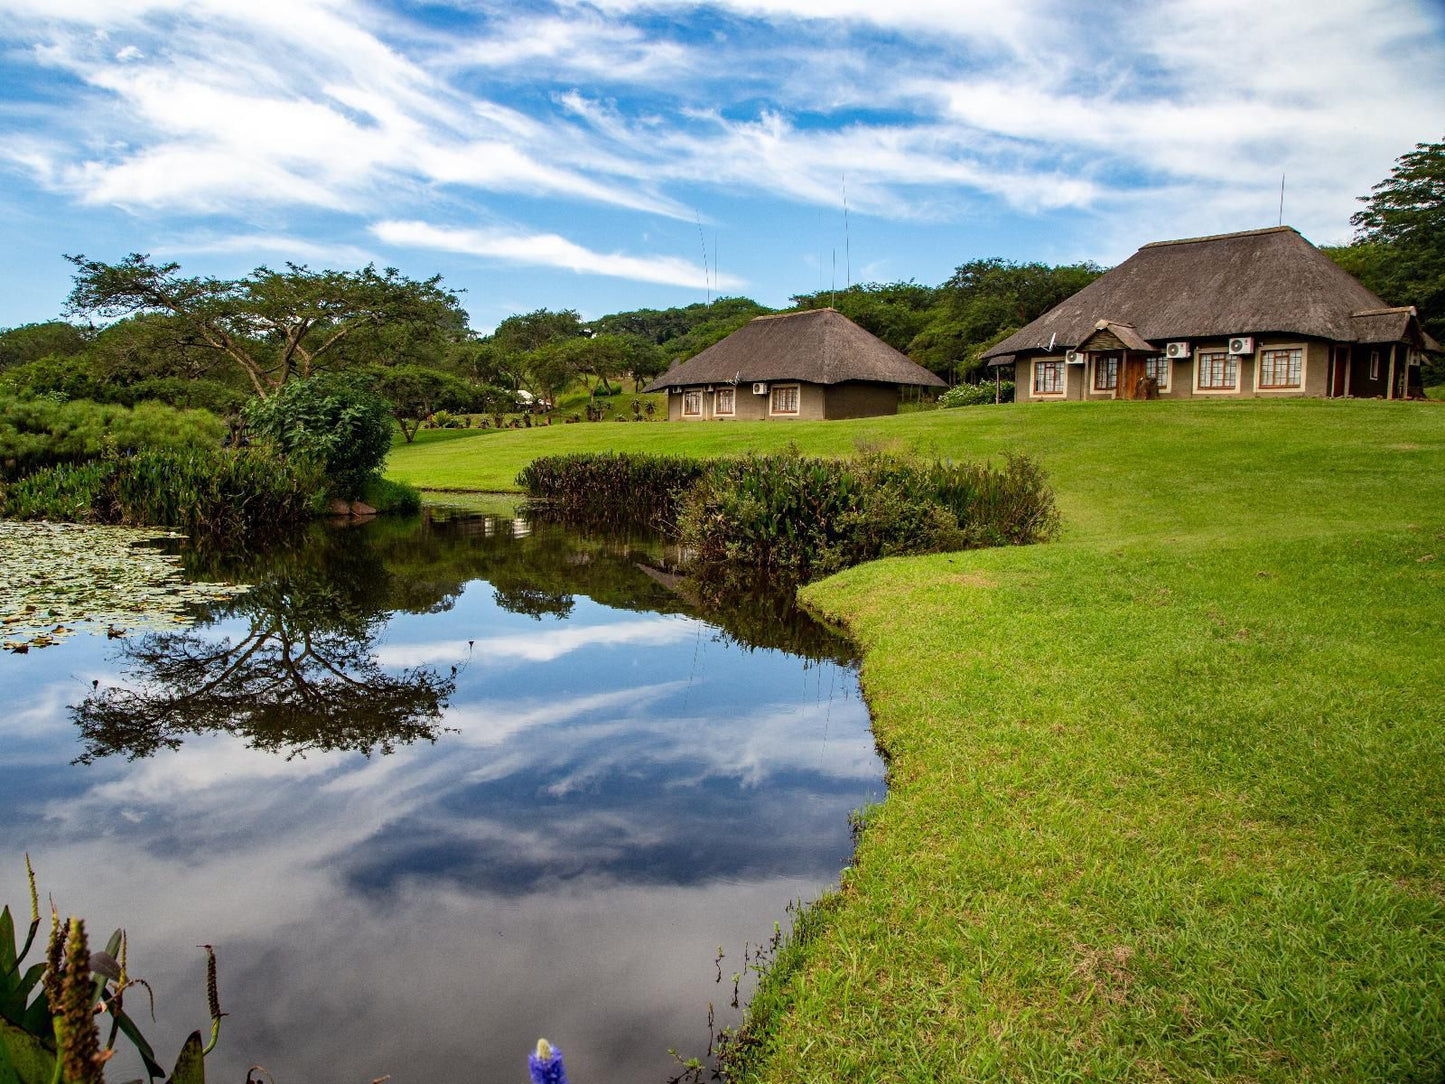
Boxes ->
[518,449,1059,582]
[0,395,227,478]
[360,474,423,515]
[1,355,248,414]
[2,446,317,539]
[243,374,393,498]
[938,380,1014,407]
[518,451,708,530]
[680,451,1058,580]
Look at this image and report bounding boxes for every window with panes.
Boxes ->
[682,390,703,415]
[770,385,799,414]
[1033,360,1064,394]
[1143,356,1170,390]
[1197,351,1237,390]
[715,387,735,414]
[1093,356,1119,391]
[1257,348,1302,389]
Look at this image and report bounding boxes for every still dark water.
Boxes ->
[0,509,880,1083]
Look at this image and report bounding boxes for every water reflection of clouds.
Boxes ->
[375,613,702,667]
[0,539,881,1084]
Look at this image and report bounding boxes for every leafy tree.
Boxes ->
[788,282,939,352]
[64,254,468,396]
[243,373,393,498]
[1347,138,1445,354]
[0,320,93,369]
[492,308,585,355]
[369,364,473,443]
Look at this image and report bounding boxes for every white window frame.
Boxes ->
[1031,358,1066,398]
[1255,344,1306,392]
[682,389,703,416]
[714,387,735,415]
[1195,349,1240,394]
[1143,355,1170,392]
[769,384,800,416]
[1369,350,1381,381]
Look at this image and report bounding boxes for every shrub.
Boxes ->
[517,451,708,530]
[0,395,226,478]
[518,449,1059,582]
[938,380,1014,408]
[243,374,392,498]
[678,450,1058,582]
[2,446,317,539]
[361,474,423,515]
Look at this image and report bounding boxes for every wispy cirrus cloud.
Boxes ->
[370,219,741,289]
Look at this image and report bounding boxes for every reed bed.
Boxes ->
[2,447,318,540]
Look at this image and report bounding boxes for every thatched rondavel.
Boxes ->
[644,307,945,421]
[983,226,1439,403]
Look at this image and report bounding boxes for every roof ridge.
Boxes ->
[1140,225,1298,250]
[1352,306,1416,317]
[751,307,836,322]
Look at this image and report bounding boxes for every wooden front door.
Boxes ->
[1121,353,1147,400]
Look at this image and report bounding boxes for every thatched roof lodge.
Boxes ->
[983,226,1439,403]
[644,307,945,421]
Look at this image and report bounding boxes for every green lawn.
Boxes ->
[387,400,1445,1080]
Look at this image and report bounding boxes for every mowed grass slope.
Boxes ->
[388,400,1445,1080]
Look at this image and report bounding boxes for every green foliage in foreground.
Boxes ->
[938,379,1015,407]
[0,396,226,478]
[517,451,708,530]
[680,451,1057,581]
[243,373,393,498]
[0,862,224,1083]
[1,447,317,539]
[392,399,1445,1080]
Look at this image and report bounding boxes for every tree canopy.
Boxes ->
[1348,138,1444,345]
[64,254,469,396]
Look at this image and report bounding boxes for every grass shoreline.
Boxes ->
[388,400,1445,1080]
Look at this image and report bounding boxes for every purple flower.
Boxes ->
[529,1038,569,1084]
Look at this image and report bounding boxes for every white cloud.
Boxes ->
[375,615,706,666]
[371,219,743,288]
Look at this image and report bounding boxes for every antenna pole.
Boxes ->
[695,212,711,305]
[1278,170,1285,227]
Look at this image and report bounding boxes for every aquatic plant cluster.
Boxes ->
[0,521,249,652]
[0,446,318,541]
[520,450,1060,583]
[0,860,224,1084]
[516,450,709,531]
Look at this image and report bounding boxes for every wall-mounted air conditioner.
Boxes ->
[1228,337,1254,355]
[1064,350,1084,365]
[752,382,768,395]
[1165,341,1191,359]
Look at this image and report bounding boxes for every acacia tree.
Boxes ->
[64,254,468,397]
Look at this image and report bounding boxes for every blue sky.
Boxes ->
[1,0,1442,332]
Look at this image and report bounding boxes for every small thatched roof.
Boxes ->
[1078,320,1153,352]
[643,308,946,391]
[984,226,1423,363]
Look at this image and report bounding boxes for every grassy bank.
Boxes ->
[388,400,1445,1079]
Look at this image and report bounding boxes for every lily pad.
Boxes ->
[0,521,251,650]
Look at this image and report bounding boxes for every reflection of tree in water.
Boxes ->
[72,508,856,762]
[72,528,456,763]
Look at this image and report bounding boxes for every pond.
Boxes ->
[0,508,881,1083]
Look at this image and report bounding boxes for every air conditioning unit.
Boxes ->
[1165,341,1190,359]
[1228,336,1254,355]
[1064,349,1084,365]
[752,382,768,395]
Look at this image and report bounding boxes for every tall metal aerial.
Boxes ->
[695,211,711,305]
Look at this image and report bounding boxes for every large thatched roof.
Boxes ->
[644,308,946,391]
[983,226,1436,362]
